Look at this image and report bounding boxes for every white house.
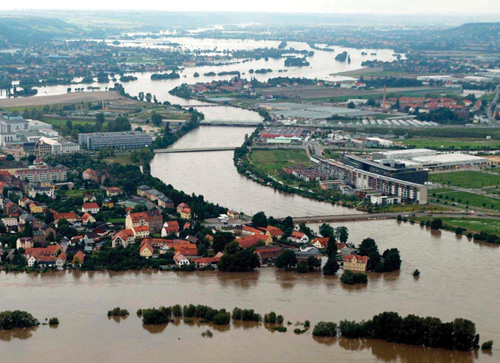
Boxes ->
[132,225,150,239]
[288,231,310,244]
[174,251,190,266]
[82,202,100,214]
[27,256,37,268]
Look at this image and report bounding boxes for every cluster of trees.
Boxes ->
[130,148,154,165]
[151,72,180,80]
[284,57,310,67]
[319,224,348,276]
[358,238,401,272]
[0,311,39,329]
[232,307,261,322]
[340,270,368,285]
[335,51,350,63]
[313,321,338,337]
[217,241,260,272]
[119,75,138,82]
[263,311,284,324]
[274,249,320,273]
[107,307,129,317]
[152,109,202,149]
[339,312,480,351]
[138,304,230,326]
[416,108,471,125]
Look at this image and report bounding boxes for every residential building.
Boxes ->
[125,210,163,234]
[82,212,96,225]
[312,237,330,249]
[106,187,122,197]
[288,231,310,244]
[140,242,154,258]
[16,237,34,250]
[102,199,114,208]
[294,246,322,262]
[259,225,284,240]
[180,206,192,220]
[82,169,100,183]
[343,255,369,272]
[173,251,190,266]
[28,185,55,199]
[29,202,47,214]
[112,229,135,248]
[15,165,68,183]
[132,225,150,239]
[161,221,180,237]
[82,202,100,214]
[72,251,85,266]
[254,246,283,264]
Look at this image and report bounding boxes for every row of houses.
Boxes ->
[137,185,174,209]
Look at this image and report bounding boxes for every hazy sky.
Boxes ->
[1,0,499,15]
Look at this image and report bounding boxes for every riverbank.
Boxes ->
[233,144,360,209]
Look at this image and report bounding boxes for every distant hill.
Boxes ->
[0,17,103,47]
[438,22,500,39]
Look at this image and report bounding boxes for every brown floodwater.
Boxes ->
[0,220,498,362]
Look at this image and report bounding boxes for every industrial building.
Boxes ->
[341,154,429,184]
[373,149,489,170]
[312,155,428,204]
[78,131,153,150]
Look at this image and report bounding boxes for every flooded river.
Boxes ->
[150,126,357,217]
[0,220,498,362]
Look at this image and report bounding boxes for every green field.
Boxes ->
[44,118,99,127]
[420,217,500,235]
[249,149,310,174]
[430,189,500,211]
[103,153,137,166]
[429,171,500,188]
[401,138,500,150]
[64,189,100,197]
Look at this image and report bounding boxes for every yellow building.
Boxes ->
[29,202,46,214]
[139,242,154,258]
[343,255,369,272]
[180,207,192,220]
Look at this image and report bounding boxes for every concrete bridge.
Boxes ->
[154,147,237,154]
[179,104,220,108]
[200,121,262,127]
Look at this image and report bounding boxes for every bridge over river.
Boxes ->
[154,147,237,154]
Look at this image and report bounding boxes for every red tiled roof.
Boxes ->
[261,225,284,237]
[113,229,134,241]
[343,255,369,263]
[312,237,329,248]
[133,225,149,233]
[290,231,305,239]
[237,235,266,249]
[82,202,99,209]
